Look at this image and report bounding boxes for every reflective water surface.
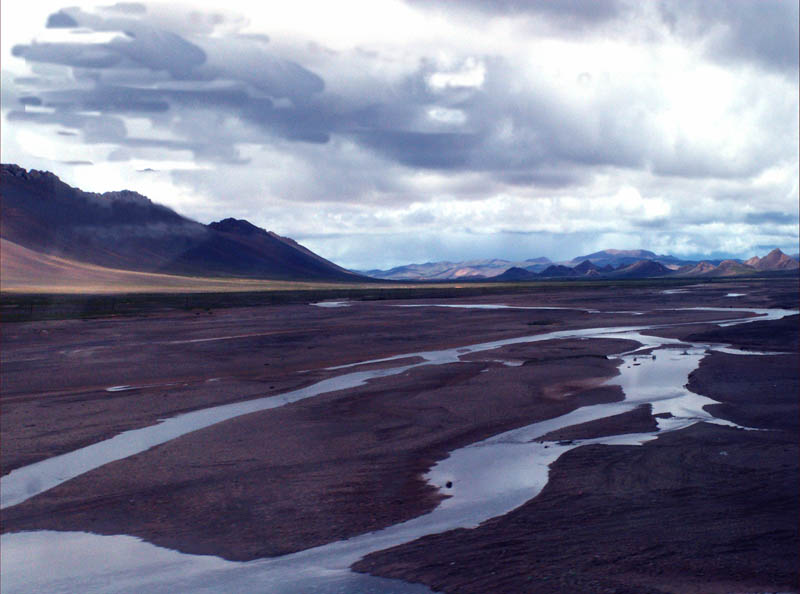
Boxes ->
[2,303,796,593]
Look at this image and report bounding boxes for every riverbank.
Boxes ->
[353,315,799,593]
[2,279,797,592]
[2,335,638,559]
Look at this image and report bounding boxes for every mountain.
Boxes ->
[609,260,674,278]
[745,249,799,271]
[1,163,362,282]
[364,248,795,281]
[523,257,553,273]
[0,237,307,293]
[491,267,539,281]
[573,260,600,275]
[490,258,675,281]
[538,264,578,278]
[363,257,552,280]
[576,248,657,260]
[567,249,685,269]
[707,260,756,277]
[677,261,717,276]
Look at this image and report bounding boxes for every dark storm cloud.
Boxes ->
[7,110,129,142]
[318,57,647,184]
[634,217,670,230]
[10,5,329,161]
[744,211,798,225]
[7,1,795,202]
[659,0,799,74]
[101,3,147,15]
[348,58,651,180]
[13,31,207,77]
[46,11,79,28]
[7,106,244,162]
[355,131,481,169]
[14,7,323,93]
[35,85,250,114]
[406,0,623,25]
[501,170,587,189]
[13,43,125,69]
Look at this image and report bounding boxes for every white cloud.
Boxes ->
[1,0,797,268]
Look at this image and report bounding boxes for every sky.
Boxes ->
[2,1,798,269]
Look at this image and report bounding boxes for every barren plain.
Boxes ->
[1,279,797,593]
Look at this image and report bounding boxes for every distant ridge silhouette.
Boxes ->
[1,164,365,282]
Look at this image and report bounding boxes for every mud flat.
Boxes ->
[1,289,754,475]
[354,314,799,593]
[1,337,636,559]
[1,279,798,593]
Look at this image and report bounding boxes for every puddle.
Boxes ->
[0,531,434,594]
[312,301,352,308]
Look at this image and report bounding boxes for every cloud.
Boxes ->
[8,5,330,159]
[46,11,79,28]
[9,2,794,182]
[405,0,625,29]
[2,1,797,268]
[744,211,798,226]
[101,3,148,15]
[658,0,799,75]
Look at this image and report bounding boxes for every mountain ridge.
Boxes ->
[2,164,797,286]
[366,249,798,281]
[1,163,364,283]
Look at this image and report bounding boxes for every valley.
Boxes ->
[1,279,797,593]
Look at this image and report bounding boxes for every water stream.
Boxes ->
[1,304,796,593]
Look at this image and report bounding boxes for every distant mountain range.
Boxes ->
[1,163,797,288]
[366,248,798,281]
[361,257,553,281]
[1,164,364,283]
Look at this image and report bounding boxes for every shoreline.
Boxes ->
[2,336,636,559]
[354,318,799,593]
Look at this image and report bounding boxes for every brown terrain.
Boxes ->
[0,238,344,294]
[1,278,797,593]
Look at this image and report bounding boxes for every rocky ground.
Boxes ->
[2,279,797,592]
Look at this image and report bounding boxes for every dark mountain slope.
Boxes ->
[1,164,363,282]
[539,264,578,278]
[746,249,799,271]
[491,267,539,281]
[610,260,674,278]
[573,260,600,275]
[568,249,685,269]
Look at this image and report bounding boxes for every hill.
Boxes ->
[610,260,674,278]
[491,267,539,281]
[487,252,798,282]
[362,257,552,280]
[0,238,346,293]
[1,164,363,283]
[745,248,799,271]
[538,264,579,278]
[565,249,685,269]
